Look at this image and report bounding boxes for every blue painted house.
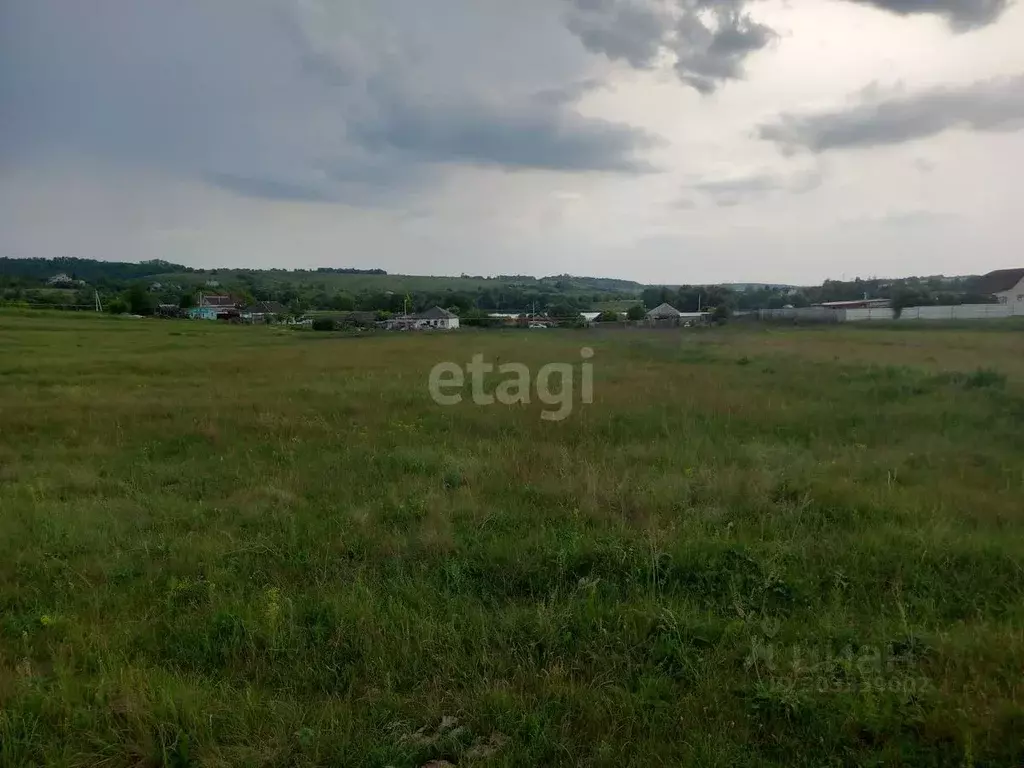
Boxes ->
[187,294,238,320]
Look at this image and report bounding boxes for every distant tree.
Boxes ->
[547,302,576,319]
[125,284,154,315]
[105,296,129,314]
[890,287,931,318]
[598,310,620,322]
[711,304,730,323]
[789,292,811,308]
[702,286,735,310]
[328,292,356,311]
[179,293,196,309]
[311,318,335,331]
[642,286,673,309]
[626,305,646,321]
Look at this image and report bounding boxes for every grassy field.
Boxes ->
[1,313,1023,766]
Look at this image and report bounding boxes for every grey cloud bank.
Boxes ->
[564,0,777,93]
[760,75,1024,152]
[562,0,1008,95]
[0,0,656,206]
[1,0,1023,283]
[850,0,1011,30]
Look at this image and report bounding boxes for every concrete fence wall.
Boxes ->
[757,307,842,323]
[846,304,1024,322]
[761,303,1024,324]
[843,308,897,322]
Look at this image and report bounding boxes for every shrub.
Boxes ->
[626,305,646,321]
[962,368,1007,390]
[311,318,336,332]
[105,297,129,314]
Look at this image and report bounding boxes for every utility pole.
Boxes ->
[94,290,102,312]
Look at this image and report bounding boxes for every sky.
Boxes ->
[1,0,1023,285]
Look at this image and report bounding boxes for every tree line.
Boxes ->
[0,257,1001,317]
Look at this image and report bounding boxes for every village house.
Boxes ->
[241,300,288,323]
[46,273,85,287]
[646,303,682,320]
[156,303,185,318]
[976,268,1024,305]
[645,302,710,326]
[187,294,239,320]
[387,306,460,330]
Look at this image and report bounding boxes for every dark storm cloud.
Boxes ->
[565,0,670,69]
[0,0,658,205]
[759,75,1024,152]
[674,6,777,94]
[848,0,1010,30]
[561,0,1009,94]
[348,88,660,172]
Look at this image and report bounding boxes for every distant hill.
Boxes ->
[0,257,191,283]
[0,257,644,314]
[0,257,642,294]
[721,283,797,292]
[2,257,996,314]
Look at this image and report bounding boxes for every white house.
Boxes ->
[388,306,460,330]
[241,300,289,323]
[977,268,1024,305]
[47,273,84,287]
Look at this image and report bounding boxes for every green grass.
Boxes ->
[1,313,1023,766]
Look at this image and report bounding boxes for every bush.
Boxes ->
[125,284,155,315]
[311,318,336,332]
[626,305,646,321]
[105,297,129,314]
[962,368,1007,390]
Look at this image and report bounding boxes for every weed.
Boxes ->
[1,313,1022,765]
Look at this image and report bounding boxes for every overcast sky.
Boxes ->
[2,0,1023,284]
